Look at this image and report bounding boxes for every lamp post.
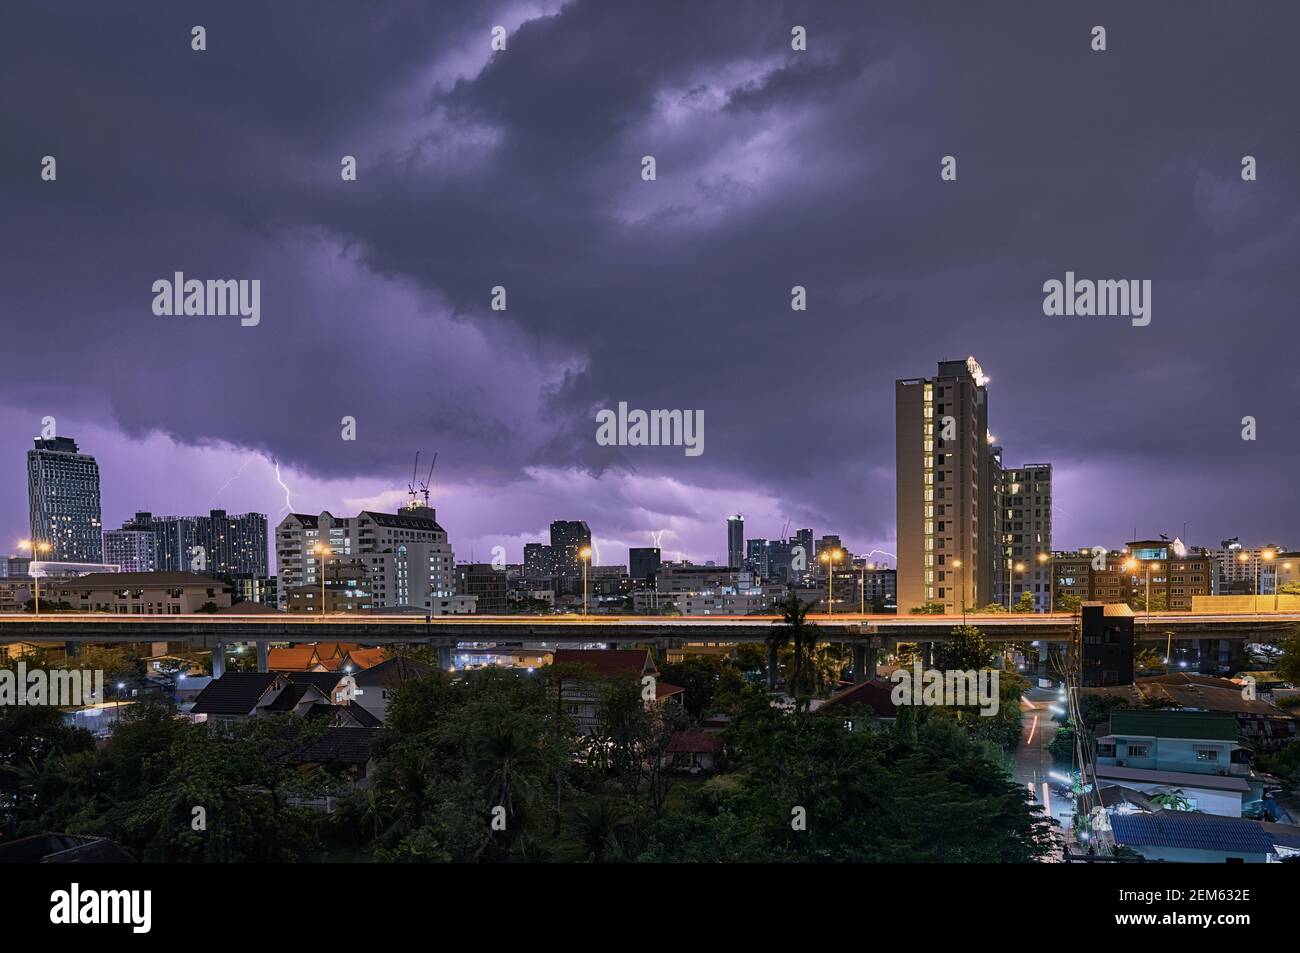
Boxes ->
[818,548,842,615]
[1260,549,1275,616]
[1280,561,1292,612]
[1037,552,1053,614]
[1126,558,1160,624]
[17,539,51,616]
[1009,562,1026,611]
[579,546,592,615]
[312,542,331,619]
[952,557,966,625]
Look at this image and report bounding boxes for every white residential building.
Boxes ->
[275,506,458,612]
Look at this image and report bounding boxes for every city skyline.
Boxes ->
[3,3,1297,571]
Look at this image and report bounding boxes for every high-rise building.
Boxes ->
[119,510,267,577]
[1206,541,1289,595]
[1051,543,1211,612]
[996,464,1053,611]
[456,563,509,614]
[102,528,159,573]
[629,547,661,584]
[523,542,554,580]
[549,520,591,591]
[275,505,457,611]
[795,529,814,565]
[727,514,745,569]
[27,436,103,562]
[896,358,996,613]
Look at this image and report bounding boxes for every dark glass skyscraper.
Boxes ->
[27,436,103,562]
[727,514,744,569]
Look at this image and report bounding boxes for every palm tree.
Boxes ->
[770,586,819,702]
[470,716,546,858]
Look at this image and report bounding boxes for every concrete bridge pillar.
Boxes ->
[212,642,226,678]
[1196,639,1227,675]
[256,641,269,673]
[438,642,454,670]
[921,641,932,668]
[853,643,867,684]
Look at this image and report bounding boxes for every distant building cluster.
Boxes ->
[6,367,1294,620]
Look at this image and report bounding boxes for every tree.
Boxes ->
[1012,592,1035,613]
[642,689,1055,863]
[909,602,945,615]
[934,625,994,671]
[1278,629,1300,685]
[769,587,820,703]
[1150,788,1190,811]
[659,656,746,720]
[1055,592,1083,614]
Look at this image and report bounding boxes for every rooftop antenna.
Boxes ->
[419,452,438,507]
[407,451,420,509]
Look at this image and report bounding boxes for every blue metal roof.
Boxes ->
[1111,812,1275,854]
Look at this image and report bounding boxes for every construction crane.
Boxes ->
[407,452,421,509]
[418,453,438,507]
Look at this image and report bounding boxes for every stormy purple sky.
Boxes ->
[2,1,1297,571]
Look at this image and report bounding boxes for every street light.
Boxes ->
[1260,549,1275,615]
[312,542,331,619]
[1125,558,1161,624]
[1037,552,1053,614]
[17,539,52,616]
[818,548,842,615]
[1009,562,1026,611]
[1281,561,1293,612]
[579,546,593,615]
[952,557,966,625]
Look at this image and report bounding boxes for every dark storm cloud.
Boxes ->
[1,0,1297,560]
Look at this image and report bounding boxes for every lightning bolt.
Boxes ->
[272,458,296,517]
[206,457,253,507]
[649,530,665,549]
[862,549,898,561]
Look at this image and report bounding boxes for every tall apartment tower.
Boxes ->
[996,463,1053,610]
[549,520,592,577]
[27,436,103,562]
[103,528,159,572]
[726,514,745,569]
[895,358,995,613]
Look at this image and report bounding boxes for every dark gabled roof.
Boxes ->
[285,671,348,697]
[339,701,383,728]
[288,727,377,765]
[360,510,445,532]
[1110,812,1275,855]
[263,682,327,712]
[287,514,320,528]
[352,656,435,686]
[0,832,136,864]
[819,678,899,718]
[191,672,281,715]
